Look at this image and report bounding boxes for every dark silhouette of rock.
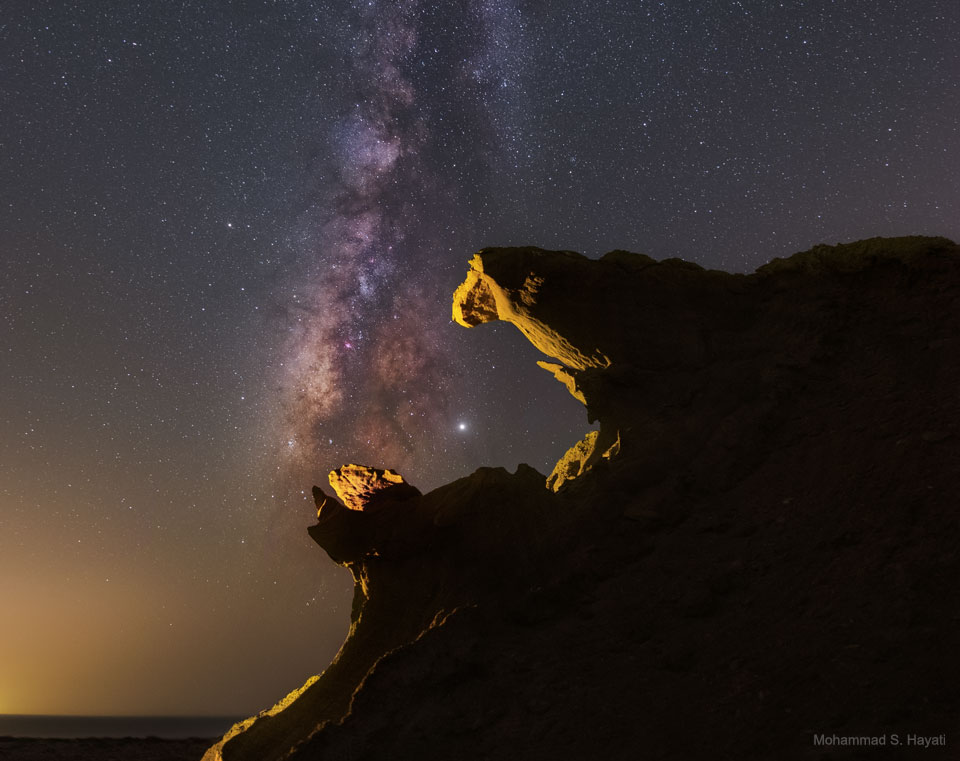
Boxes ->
[0,737,215,761]
[308,465,427,563]
[206,236,960,761]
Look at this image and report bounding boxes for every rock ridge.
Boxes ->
[205,236,960,761]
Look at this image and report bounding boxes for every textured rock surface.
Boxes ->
[326,464,420,511]
[206,236,960,761]
[546,428,620,492]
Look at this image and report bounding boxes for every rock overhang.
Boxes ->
[205,235,960,761]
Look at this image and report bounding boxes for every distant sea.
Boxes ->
[0,714,243,739]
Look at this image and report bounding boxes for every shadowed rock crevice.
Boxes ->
[206,236,960,761]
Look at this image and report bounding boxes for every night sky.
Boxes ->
[2,0,958,717]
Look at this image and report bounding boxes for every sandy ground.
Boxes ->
[0,737,213,761]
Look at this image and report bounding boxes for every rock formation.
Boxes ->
[205,236,960,761]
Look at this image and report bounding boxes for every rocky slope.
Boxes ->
[205,236,960,761]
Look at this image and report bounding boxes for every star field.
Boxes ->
[1,0,958,716]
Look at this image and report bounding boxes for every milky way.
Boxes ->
[279,0,524,483]
[5,0,959,717]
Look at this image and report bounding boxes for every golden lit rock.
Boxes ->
[546,428,621,492]
[327,464,420,511]
[451,255,498,327]
[536,361,586,405]
[452,248,611,371]
[307,465,427,566]
[208,236,960,761]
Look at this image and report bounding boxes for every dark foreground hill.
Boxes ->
[206,236,960,761]
[0,737,213,761]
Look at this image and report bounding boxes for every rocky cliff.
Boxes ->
[205,236,960,761]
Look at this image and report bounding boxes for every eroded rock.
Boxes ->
[207,236,960,761]
[327,464,421,511]
[546,428,620,492]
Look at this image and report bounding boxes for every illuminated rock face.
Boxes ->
[305,466,426,564]
[207,236,960,761]
[546,428,620,492]
[327,464,420,511]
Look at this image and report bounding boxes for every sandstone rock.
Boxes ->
[308,466,431,565]
[546,428,620,492]
[306,484,369,564]
[207,236,960,761]
[452,249,614,370]
[327,464,421,511]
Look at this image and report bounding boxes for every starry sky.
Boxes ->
[2,0,958,717]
